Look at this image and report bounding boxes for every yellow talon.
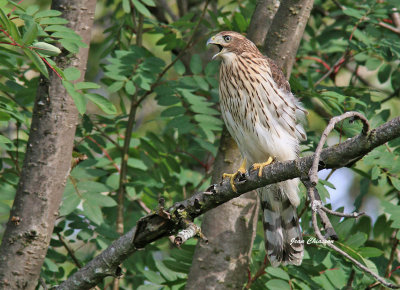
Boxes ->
[223,159,247,192]
[252,156,274,177]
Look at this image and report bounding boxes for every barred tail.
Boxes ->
[258,180,304,267]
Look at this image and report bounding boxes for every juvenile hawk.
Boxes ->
[207,31,307,266]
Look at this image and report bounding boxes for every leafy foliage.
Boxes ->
[0,0,399,289]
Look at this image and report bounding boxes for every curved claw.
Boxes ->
[252,156,275,177]
[223,171,241,192]
[222,159,247,192]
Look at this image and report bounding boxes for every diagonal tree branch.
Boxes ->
[57,115,400,289]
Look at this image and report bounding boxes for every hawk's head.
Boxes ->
[206,31,259,60]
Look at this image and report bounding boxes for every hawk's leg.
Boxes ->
[252,156,275,177]
[223,158,247,192]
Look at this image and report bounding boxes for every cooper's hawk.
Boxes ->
[207,31,307,267]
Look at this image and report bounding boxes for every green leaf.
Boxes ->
[84,193,117,207]
[51,31,81,40]
[265,267,290,281]
[60,39,80,53]
[62,80,86,114]
[190,54,202,74]
[358,247,383,258]
[377,63,391,83]
[265,279,290,290]
[143,270,166,284]
[345,232,367,248]
[161,106,185,117]
[7,0,26,11]
[365,58,381,71]
[60,192,81,216]
[31,41,62,56]
[63,67,81,81]
[23,48,49,78]
[82,201,103,224]
[85,93,117,115]
[131,0,152,17]
[390,176,400,191]
[173,59,186,75]
[8,19,21,42]
[342,7,364,19]
[107,81,125,92]
[127,158,148,170]
[125,80,136,95]
[122,0,131,13]
[34,9,62,19]
[0,8,9,31]
[39,17,68,25]
[155,260,177,281]
[141,0,155,6]
[0,134,14,150]
[233,12,247,32]
[74,82,101,90]
[22,22,38,45]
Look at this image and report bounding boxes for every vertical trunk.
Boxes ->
[186,0,314,288]
[247,0,280,47]
[186,130,260,289]
[0,1,96,289]
[262,0,315,77]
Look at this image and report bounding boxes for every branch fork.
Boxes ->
[302,111,398,289]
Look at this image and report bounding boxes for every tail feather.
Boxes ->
[258,181,304,267]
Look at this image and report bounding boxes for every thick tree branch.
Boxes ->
[57,116,400,289]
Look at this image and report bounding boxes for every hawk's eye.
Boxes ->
[223,35,232,42]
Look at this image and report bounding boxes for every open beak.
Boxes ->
[206,36,223,60]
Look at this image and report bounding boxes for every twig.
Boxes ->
[378,10,400,35]
[57,232,83,268]
[325,168,336,181]
[3,91,29,111]
[92,122,121,150]
[378,21,400,34]
[346,269,355,288]
[244,254,269,289]
[136,14,144,46]
[309,111,370,185]
[87,136,120,173]
[314,51,349,87]
[312,200,364,218]
[382,87,400,104]
[174,220,207,247]
[385,230,400,277]
[137,199,151,214]
[156,0,178,21]
[39,277,48,290]
[302,112,398,289]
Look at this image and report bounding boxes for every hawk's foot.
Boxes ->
[223,159,247,192]
[252,156,275,177]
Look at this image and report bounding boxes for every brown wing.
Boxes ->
[264,57,291,93]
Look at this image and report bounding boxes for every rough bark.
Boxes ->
[185,129,260,289]
[262,0,314,77]
[0,1,96,289]
[58,115,400,289]
[247,0,280,47]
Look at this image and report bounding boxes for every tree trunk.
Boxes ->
[247,0,280,47]
[186,129,260,289]
[0,1,96,289]
[262,0,315,77]
[186,0,314,288]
